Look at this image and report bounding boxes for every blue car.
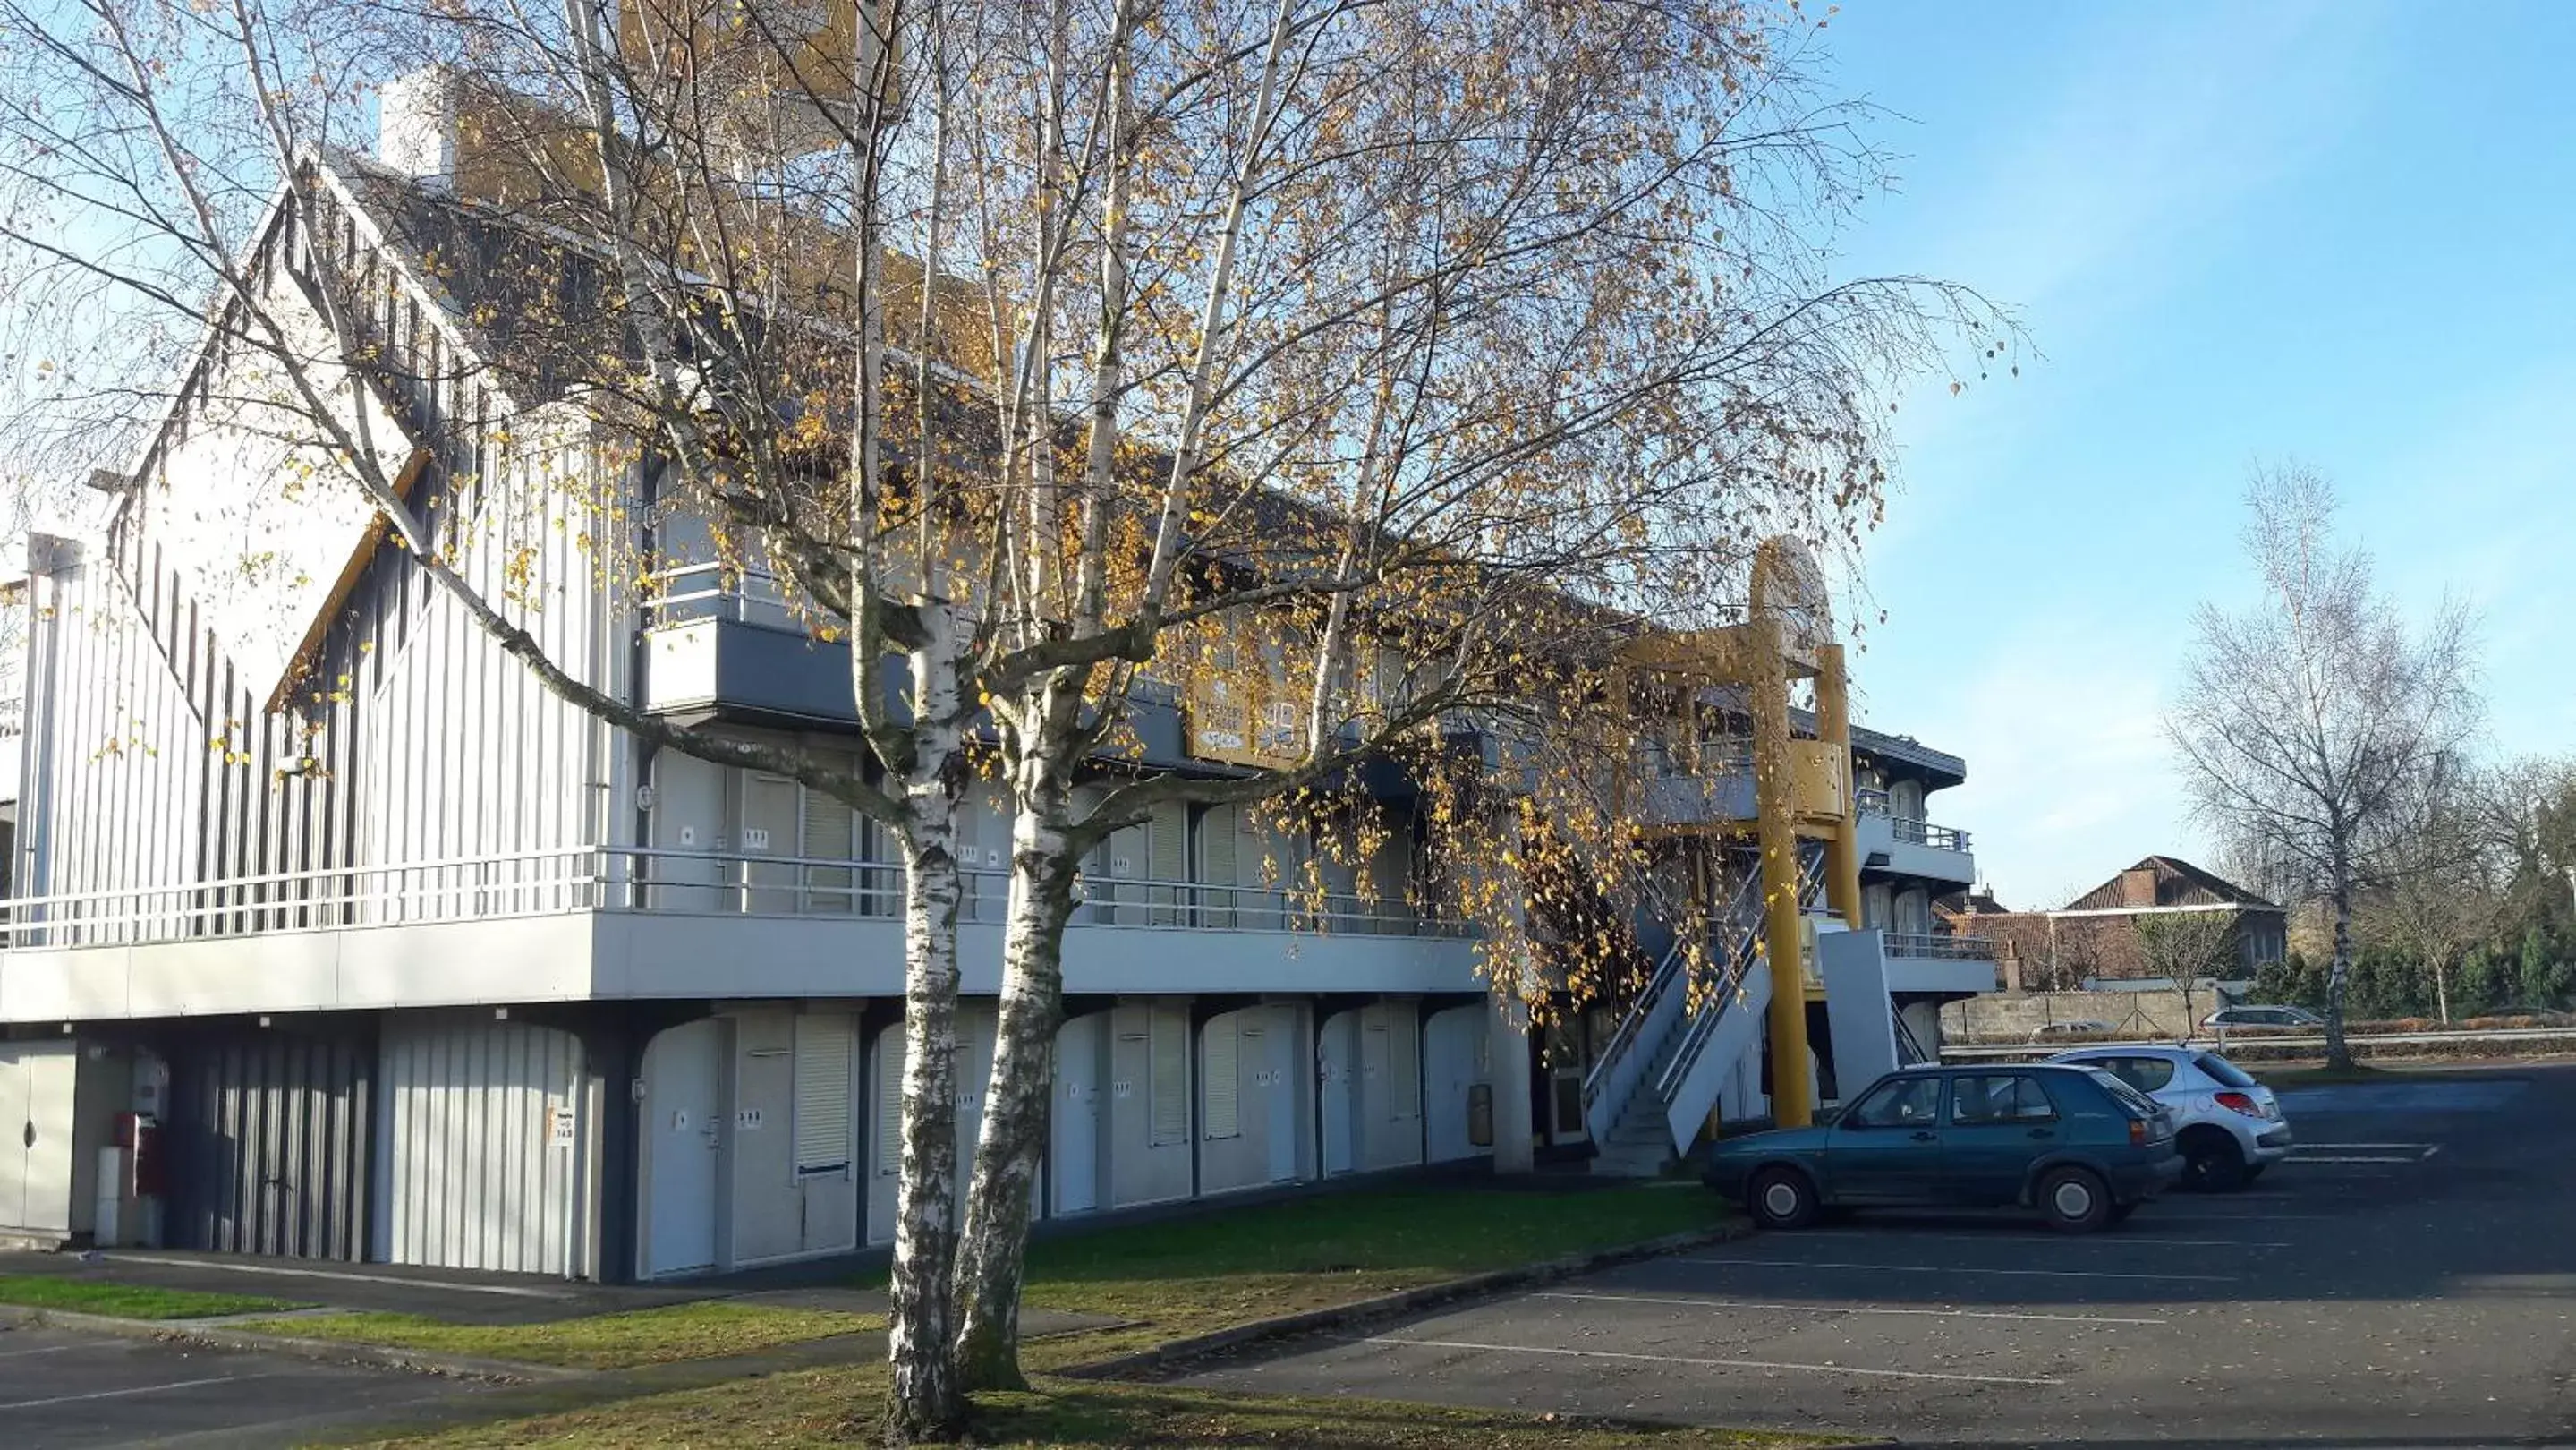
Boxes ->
[1704,1063,2182,1233]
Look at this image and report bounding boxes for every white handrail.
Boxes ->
[1,844,1467,947]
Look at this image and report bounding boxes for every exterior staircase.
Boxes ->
[1581,869,1776,1177]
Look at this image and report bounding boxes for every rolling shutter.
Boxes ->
[802,756,856,912]
[1149,1006,1189,1146]
[1198,805,1237,930]
[1203,1017,1240,1139]
[794,1014,854,1175]
[874,1031,904,1176]
[1149,801,1187,924]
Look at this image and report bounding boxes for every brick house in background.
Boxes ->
[1938,857,2288,992]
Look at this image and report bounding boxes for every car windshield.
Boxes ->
[2195,1053,2260,1089]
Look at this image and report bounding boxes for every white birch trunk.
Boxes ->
[951,736,1081,1390]
[884,602,971,1440]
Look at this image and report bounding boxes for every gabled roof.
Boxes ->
[2063,856,2279,912]
[1934,888,2010,917]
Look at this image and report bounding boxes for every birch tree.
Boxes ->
[910,0,2011,1387]
[2170,465,2480,1070]
[0,0,999,1431]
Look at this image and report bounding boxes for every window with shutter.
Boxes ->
[795,1015,854,1175]
[1197,805,1237,929]
[874,1031,905,1175]
[802,755,856,913]
[1389,1011,1421,1120]
[1149,802,1188,924]
[1149,1006,1189,1146]
[1203,1017,1240,1139]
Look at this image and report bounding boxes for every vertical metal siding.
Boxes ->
[17,191,627,943]
[171,1028,371,1259]
[383,1017,589,1276]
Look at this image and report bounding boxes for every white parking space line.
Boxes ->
[2299,1143,2431,1149]
[2290,1156,2419,1164]
[0,1343,87,1360]
[1361,1335,2059,1386]
[1807,1230,2290,1250]
[1537,1290,2169,1326]
[0,1373,266,1412]
[1679,1257,2239,1283]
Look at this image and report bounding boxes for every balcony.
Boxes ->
[1855,789,1976,885]
[1883,932,1995,961]
[638,565,1196,763]
[1630,738,1755,829]
[0,846,1481,1021]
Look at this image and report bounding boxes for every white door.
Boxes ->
[0,1054,29,1230]
[1319,1012,1357,1175]
[3,1050,75,1236]
[1266,1008,1299,1182]
[643,1019,724,1277]
[1052,1016,1103,1215]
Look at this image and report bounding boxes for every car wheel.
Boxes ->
[1748,1167,1820,1230]
[2182,1130,2249,1193]
[2038,1166,2113,1233]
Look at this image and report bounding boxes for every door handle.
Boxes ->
[2028,1128,2055,1139]
[1909,1130,1936,1142]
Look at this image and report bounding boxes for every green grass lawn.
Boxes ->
[0,1275,308,1319]
[334,1182,1751,1447]
[1012,1180,1731,1366]
[352,1363,1847,1449]
[225,1301,883,1370]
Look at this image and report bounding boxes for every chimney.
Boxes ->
[2120,866,2158,909]
[378,67,461,191]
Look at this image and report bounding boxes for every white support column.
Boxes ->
[1487,994,1535,1174]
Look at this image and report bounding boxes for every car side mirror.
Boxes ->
[1817,1105,1847,1127]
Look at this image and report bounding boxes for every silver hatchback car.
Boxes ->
[2046,1045,2291,1191]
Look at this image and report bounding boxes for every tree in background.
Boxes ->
[2518,926,2570,1011]
[2360,803,2501,1022]
[2170,465,2480,1070]
[2131,908,2240,1034]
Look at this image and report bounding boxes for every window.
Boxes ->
[793,1015,855,1176]
[1951,1074,2057,1124]
[1203,1018,1241,1140]
[2098,1056,2175,1093]
[1846,1075,1943,1129]
[2194,1053,2259,1089]
[1149,1006,1189,1146]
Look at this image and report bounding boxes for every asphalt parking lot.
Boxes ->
[1186,1064,2576,1447]
[0,1322,491,1450]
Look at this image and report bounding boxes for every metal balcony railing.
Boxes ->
[1856,789,1971,852]
[643,561,800,627]
[1884,932,1994,961]
[0,845,1466,950]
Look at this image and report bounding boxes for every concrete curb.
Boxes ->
[0,1302,591,1383]
[1066,1217,1755,1381]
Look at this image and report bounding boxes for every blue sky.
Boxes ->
[1815,1,2576,907]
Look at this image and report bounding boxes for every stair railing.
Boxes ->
[1580,936,1687,1144]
